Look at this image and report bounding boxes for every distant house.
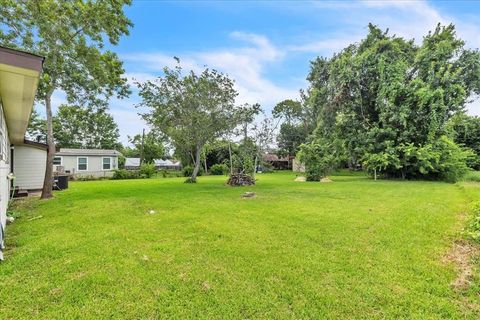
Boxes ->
[154,159,182,170]
[54,148,121,178]
[125,157,182,170]
[124,157,140,170]
[262,153,292,170]
[0,46,44,260]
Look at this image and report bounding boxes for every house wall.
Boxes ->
[292,158,305,173]
[0,100,11,259]
[57,155,118,178]
[13,145,46,190]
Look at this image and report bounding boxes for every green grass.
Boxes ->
[1,172,479,319]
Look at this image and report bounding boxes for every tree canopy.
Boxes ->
[0,0,132,198]
[301,23,480,181]
[137,63,251,182]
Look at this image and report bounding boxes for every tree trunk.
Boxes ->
[253,154,258,180]
[41,93,55,199]
[228,141,233,175]
[191,144,202,182]
[203,150,208,174]
[374,168,377,181]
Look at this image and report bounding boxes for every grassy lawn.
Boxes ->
[1,172,479,319]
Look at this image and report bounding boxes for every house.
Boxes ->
[154,159,182,170]
[0,46,44,260]
[125,157,182,170]
[262,153,293,170]
[124,157,140,170]
[53,148,121,178]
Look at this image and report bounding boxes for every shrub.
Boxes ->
[298,139,339,181]
[140,163,157,178]
[75,174,98,181]
[257,162,274,173]
[112,169,140,180]
[210,163,229,175]
[183,165,203,177]
[464,171,480,182]
[466,201,480,242]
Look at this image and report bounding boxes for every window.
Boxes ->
[53,156,62,165]
[77,157,88,171]
[102,157,111,170]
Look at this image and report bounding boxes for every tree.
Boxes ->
[273,99,310,163]
[449,113,480,169]
[0,0,132,198]
[276,123,306,159]
[137,63,246,183]
[53,105,120,149]
[304,23,480,181]
[26,108,47,143]
[125,131,166,164]
[272,99,302,124]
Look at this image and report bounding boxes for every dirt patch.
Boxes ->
[442,240,479,290]
[294,176,306,182]
[320,177,332,183]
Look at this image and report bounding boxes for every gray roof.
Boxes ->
[56,148,121,156]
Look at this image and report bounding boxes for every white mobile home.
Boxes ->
[0,46,43,260]
[54,148,121,178]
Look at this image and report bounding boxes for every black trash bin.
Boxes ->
[54,175,69,190]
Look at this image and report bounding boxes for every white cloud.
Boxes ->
[123,31,300,109]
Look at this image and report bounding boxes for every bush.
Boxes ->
[466,201,480,242]
[183,165,203,177]
[140,163,157,178]
[210,163,229,175]
[112,169,140,180]
[464,171,480,182]
[298,139,339,181]
[257,162,274,173]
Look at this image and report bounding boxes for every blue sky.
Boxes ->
[52,0,480,144]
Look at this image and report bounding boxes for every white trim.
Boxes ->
[102,157,112,171]
[53,155,62,166]
[77,156,88,171]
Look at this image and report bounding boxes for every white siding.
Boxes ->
[0,101,10,259]
[56,155,118,178]
[13,145,46,190]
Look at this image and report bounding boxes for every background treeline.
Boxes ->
[297,23,480,182]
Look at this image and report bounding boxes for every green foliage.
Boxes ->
[298,139,339,181]
[276,123,307,158]
[210,164,229,175]
[112,169,140,180]
[204,140,237,169]
[137,63,249,182]
[449,113,480,169]
[466,202,480,242]
[305,23,480,181]
[139,163,157,179]
[52,105,120,149]
[124,131,166,164]
[182,166,203,177]
[463,171,480,182]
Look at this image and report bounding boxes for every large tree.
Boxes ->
[137,63,247,183]
[302,23,480,181]
[0,0,132,198]
[53,105,120,149]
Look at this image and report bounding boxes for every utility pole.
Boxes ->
[140,128,145,165]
